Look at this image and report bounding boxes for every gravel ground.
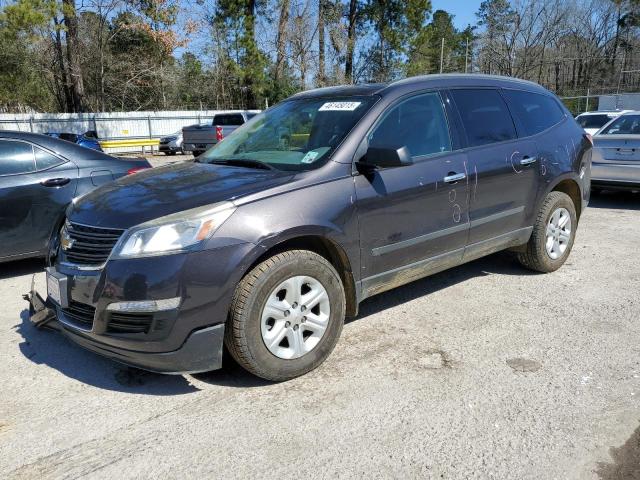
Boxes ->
[0,191,639,480]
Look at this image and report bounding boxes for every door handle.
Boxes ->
[443,172,466,183]
[520,156,537,166]
[41,177,70,187]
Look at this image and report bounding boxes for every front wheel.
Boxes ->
[225,250,345,381]
[518,191,577,273]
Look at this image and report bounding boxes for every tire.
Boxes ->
[166,151,176,156]
[518,191,577,273]
[225,250,345,381]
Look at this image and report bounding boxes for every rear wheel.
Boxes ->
[518,191,577,273]
[225,250,345,381]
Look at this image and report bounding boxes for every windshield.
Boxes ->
[200,96,377,171]
[576,114,614,129]
[598,114,640,135]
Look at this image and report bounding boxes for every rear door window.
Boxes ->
[369,92,451,158]
[0,140,36,176]
[503,89,565,136]
[214,114,245,126]
[450,89,517,147]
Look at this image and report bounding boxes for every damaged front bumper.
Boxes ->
[24,271,225,375]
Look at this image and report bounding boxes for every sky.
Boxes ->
[432,0,484,29]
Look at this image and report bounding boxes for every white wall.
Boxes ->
[0,110,260,153]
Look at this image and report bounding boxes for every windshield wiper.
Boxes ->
[207,158,275,170]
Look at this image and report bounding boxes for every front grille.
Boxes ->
[61,301,96,330]
[63,221,124,266]
[107,312,153,334]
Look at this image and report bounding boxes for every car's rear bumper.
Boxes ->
[592,163,640,189]
[159,144,181,153]
[182,142,216,153]
[591,179,640,190]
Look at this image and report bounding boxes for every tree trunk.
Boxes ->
[275,0,290,82]
[53,16,73,112]
[243,0,257,108]
[317,0,325,86]
[345,0,357,83]
[62,0,85,112]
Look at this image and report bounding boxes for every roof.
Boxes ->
[578,110,633,116]
[291,74,551,100]
[0,130,114,160]
[290,83,388,99]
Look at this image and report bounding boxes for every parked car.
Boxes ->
[159,131,183,155]
[591,111,640,191]
[182,112,257,156]
[575,110,631,135]
[0,131,151,263]
[35,75,591,381]
[46,131,104,152]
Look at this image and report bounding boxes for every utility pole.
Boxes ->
[440,38,445,74]
[465,37,469,73]
[585,88,590,112]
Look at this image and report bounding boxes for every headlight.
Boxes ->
[112,202,236,259]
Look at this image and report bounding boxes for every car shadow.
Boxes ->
[589,190,640,211]
[15,309,199,395]
[11,251,539,391]
[595,422,640,480]
[0,258,45,280]
[352,250,537,322]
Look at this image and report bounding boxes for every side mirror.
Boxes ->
[360,146,413,169]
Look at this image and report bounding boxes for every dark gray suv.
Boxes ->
[35,75,592,381]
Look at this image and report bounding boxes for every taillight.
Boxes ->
[127,167,148,175]
[216,126,224,142]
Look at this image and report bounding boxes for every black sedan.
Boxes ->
[0,131,151,263]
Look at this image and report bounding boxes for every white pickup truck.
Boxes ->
[182,112,258,157]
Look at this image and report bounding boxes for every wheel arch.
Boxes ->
[545,175,583,221]
[244,234,359,318]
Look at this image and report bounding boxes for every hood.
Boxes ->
[68,161,294,229]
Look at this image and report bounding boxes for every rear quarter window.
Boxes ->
[503,89,565,136]
[34,146,65,170]
[576,114,613,130]
[450,89,517,147]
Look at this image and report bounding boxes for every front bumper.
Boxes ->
[62,322,224,374]
[28,242,255,373]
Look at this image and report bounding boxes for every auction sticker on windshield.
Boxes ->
[319,102,362,111]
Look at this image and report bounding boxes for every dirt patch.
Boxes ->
[416,349,453,370]
[506,357,542,373]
